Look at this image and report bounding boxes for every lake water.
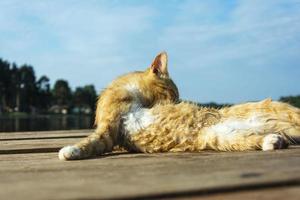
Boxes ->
[0,115,94,132]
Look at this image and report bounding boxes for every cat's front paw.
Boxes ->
[58,145,81,160]
[262,134,287,151]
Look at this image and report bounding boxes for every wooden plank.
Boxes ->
[0,130,126,154]
[1,130,299,199]
[177,186,300,200]
[0,137,84,154]
[0,130,92,154]
[0,147,299,200]
[0,129,92,140]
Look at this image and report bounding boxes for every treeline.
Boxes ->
[1,58,300,114]
[0,58,97,114]
[198,96,300,109]
[279,95,300,108]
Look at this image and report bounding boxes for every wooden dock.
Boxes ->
[1,130,300,200]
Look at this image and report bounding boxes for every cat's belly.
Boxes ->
[205,115,265,136]
[121,103,220,152]
[120,101,300,152]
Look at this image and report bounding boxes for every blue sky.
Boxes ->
[0,0,299,103]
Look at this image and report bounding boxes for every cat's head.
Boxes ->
[140,52,179,106]
[99,52,179,108]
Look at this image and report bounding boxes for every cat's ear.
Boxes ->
[150,52,169,78]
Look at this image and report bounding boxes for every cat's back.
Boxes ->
[123,102,221,138]
[97,71,146,103]
[151,102,221,128]
[105,71,144,89]
[220,99,300,125]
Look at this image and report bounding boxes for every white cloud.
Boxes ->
[0,0,156,87]
[160,0,300,67]
[0,0,299,103]
[157,0,300,102]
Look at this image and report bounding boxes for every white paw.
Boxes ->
[262,134,287,151]
[58,146,81,160]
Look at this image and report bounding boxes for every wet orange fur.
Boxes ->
[59,52,300,160]
[59,52,179,160]
[129,99,300,153]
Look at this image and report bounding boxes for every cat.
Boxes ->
[59,52,179,160]
[59,52,300,160]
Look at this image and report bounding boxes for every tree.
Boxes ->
[8,63,20,110]
[0,59,11,111]
[52,80,72,106]
[73,85,97,110]
[36,75,51,111]
[17,65,37,112]
[0,57,99,114]
[82,85,97,110]
[280,95,300,108]
[73,87,85,106]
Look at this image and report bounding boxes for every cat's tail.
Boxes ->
[58,132,114,160]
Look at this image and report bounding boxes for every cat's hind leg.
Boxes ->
[201,114,291,152]
[201,128,289,152]
[262,134,288,151]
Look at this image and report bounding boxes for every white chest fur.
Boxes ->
[123,105,156,135]
[123,83,156,135]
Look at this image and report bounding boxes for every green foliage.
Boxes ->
[197,102,232,109]
[1,57,299,114]
[17,65,37,112]
[53,79,72,106]
[36,76,51,110]
[279,95,300,108]
[0,58,97,114]
[73,85,97,110]
[0,59,10,110]
[181,100,232,109]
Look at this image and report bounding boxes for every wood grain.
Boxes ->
[0,130,299,200]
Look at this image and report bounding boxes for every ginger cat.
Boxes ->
[59,52,300,160]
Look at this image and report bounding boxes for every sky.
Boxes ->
[0,0,300,103]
